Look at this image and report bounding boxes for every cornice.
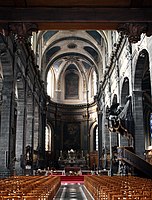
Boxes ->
[47,99,97,110]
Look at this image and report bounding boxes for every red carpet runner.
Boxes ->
[60,175,84,183]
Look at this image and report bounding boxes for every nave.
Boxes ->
[0,175,152,199]
[53,183,94,200]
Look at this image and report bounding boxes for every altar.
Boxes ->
[64,166,81,175]
[58,149,86,169]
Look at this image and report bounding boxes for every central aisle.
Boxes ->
[53,183,94,200]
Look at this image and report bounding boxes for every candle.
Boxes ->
[81,150,83,157]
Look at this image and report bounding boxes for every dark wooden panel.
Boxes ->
[37,22,118,30]
[0,7,151,22]
[0,0,14,6]
[14,0,27,7]
[0,0,152,8]
[130,0,143,7]
[143,0,152,6]
[26,0,130,7]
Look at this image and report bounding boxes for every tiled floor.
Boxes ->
[53,183,94,200]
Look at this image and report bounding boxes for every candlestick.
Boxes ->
[81,150,83,157]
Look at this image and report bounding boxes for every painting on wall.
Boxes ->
[65,73,79,99]
[63,122,80,150]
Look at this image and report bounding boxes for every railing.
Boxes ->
[117,146,152,178]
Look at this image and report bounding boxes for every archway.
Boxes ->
[141,52,152,149]
[133,50,151,157]
[90,122,98,170]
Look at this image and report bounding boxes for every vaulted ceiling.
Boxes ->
[40,30,105,75]
[39,30,106,104]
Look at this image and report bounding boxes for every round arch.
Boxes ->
[45,123,55,152]
[47,67,56,98]
[90,122,98,152]
[133,49,151,155]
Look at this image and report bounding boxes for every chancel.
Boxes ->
[58,149,86,169]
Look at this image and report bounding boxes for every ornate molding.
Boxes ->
[9,23,38,42]
[117,23,152,43]
[0,23,38,42]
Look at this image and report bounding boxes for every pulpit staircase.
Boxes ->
[118,147,152,179]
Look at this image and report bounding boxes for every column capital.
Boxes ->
[0,23,38,43]
[117,22,152,43]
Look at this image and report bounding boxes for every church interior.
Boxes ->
[0,0,152,199]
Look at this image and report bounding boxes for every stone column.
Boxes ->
[34,103,39,152]
[0,80,13,177]
[26,90,33,147]
[98,111,102,169]
[132,90,145,158]
[15,88,26,175]
[39,96,46,168]
[0,22,38,177]
[0,39,15,177]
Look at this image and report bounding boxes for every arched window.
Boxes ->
[47,68,55,98]
[91,70,97,97]
[45,125,51,151]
